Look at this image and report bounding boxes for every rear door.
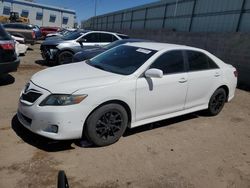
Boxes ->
[184,50,222,109]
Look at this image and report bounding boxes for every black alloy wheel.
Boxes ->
[207,88,227,116]
[84,104,128,146]
[58,51,73,65]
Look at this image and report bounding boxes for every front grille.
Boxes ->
[21,90,42,103]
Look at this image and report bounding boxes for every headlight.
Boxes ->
[40,94,87,106]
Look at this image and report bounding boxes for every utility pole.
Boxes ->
[94,0,97,17]
[174,0,178,17]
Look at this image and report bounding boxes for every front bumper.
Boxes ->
[40,46,58,62]
[0,58,20,75]
[17,82,93,140]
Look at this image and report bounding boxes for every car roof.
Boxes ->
[125,42,200,51]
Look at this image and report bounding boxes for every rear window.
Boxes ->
[0,25,12,40]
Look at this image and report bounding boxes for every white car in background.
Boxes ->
[17,42,237,146]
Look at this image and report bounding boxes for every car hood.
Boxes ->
[41,38,65,46]
[31,62,124,93]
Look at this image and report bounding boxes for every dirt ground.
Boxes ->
[0,43,250,188]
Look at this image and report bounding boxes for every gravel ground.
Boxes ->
[0,43,250,188]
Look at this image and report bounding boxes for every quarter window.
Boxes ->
[186,51,218,71]
[150,50,185,74]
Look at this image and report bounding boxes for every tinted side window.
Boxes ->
[151,51,185,74]
[83,33,100,42]
[187,51,218,71]
[100,33,113,42]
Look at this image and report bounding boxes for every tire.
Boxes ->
[57,170,69,188]
[206,88,227,116]
[57,51,74,65]
[84,104,128,146]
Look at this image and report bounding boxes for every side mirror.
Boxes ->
[145,68,163,78]
[77,38,86,43]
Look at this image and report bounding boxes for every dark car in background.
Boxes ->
[73,38,149,63]
[40,30,129,64]
[0,24,20,77]
[3,23,36,44]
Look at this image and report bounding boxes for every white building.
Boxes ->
[0,0,76,28]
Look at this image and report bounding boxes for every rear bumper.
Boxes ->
[0,58,20,75]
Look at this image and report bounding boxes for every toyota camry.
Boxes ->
[17,42,237,146]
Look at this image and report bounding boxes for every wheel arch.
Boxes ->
[56,49,75,64]
[217,85,229,102]
[82,99,132,136]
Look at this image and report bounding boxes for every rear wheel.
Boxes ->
[206,88,226,116]
[84,104,128,146]
[57,51,74,65]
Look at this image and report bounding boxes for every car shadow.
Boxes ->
[12,112,202,150]
[123,113,199,137]
[35,60,54,67]
[0,74,15,86]
[11,115,77,152]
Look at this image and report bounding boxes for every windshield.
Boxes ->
[62,31,82,40]
[103,40,126,50]
[88,45,156,75]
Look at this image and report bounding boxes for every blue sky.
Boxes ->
[36,0,158,22]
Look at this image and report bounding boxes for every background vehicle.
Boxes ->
[0,24,20,77]
[18,42,237,146]
[0,12,30,24]
[32,25,42,39]
[46,28,76,39]
[40,26,60,39]
[40,30,129,64]
[3,23,36,44]
[73,38,149,62]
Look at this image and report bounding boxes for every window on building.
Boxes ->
[36,12,43,20]
[49,14,56,22]
[3,6,10,15]
[62,17,68,25]
[21,10,29,18]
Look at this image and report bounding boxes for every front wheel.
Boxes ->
[206,88,227,116]
[57,51,74,65]
[84,104,128,146]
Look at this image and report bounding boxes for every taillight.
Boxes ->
[32,31,36,39]
[0,41,15,50]
[234,70,238,77]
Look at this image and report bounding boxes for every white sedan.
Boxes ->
[17,42,237,146]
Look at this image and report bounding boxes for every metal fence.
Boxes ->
[83,0,250,32]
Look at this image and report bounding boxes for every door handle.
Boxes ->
[214,72,221,77]
[179,78,187,83]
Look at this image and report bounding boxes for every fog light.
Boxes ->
[44,125,58,133]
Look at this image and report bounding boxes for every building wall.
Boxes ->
[0,0,76,27]
[83,0,250,33]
